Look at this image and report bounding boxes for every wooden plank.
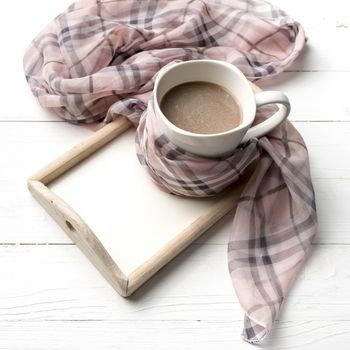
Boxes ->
[0,320,349,350]
[0,244,349,322]
[0,122,348,244]
[1,178,349,245]
[6,119,349,180]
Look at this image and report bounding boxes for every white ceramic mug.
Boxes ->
[153,60,290,158]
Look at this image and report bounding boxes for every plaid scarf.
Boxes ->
[23,0,316,343]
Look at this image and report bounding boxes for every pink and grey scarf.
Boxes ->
[23,0,316,343]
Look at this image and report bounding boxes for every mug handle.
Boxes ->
[241,91,291,143]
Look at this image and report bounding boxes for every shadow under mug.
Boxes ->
[153,59,290,158]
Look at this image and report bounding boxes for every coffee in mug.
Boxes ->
[160,81,243,134]
[154,60,290,157]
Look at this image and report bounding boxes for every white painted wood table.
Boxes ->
[1,1,350,348]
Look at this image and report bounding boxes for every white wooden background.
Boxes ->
[1,0,350,348]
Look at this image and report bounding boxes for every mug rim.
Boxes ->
[153,59,256,139]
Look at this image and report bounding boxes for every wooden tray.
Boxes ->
[27,116,251,297]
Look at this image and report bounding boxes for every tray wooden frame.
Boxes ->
[27,116,248,297]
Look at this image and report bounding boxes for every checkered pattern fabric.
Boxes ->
[23,0,316,343]
[137,101,316,343]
